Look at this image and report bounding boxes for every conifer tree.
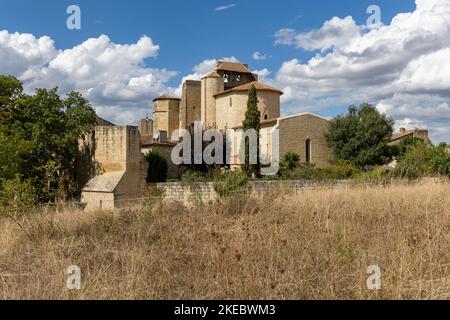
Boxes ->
[242,85,261,176]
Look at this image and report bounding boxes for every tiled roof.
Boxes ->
[152,95,181,102]
[216,61,251,74]
[202,71,222,79]
[214,81,283,97]
[390,130,415,142]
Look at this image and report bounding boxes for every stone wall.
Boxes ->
[180,80,201,130]
[155,180,350,204]
[215,90,280,130]
[278,113,333,168]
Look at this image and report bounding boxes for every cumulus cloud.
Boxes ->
[273,0,450,142]
[252,51,267,61]
[0,30,57,76]
[0,31,177,124]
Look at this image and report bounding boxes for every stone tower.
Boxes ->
[201,71,224,129]
[138,118,153,137]
[179,80,201,132]
[153,95,181,141]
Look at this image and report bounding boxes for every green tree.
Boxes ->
[0,75,96,202]
[242,85,261,176]
[326,103,394,168]
[426,143,450,176]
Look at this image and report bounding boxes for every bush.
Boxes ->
[426,143,450,177]
[281,152,301,171]
[0,177,36,213]
[145,151,168,183]
[393,142,429,179]
[213,170,249,197]
[320,161,362,179]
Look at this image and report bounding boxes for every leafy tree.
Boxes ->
[145,151,168,183]
[242,85,261,176]
[426,143,450,176]
[326,103,394,168]
[0,75,96,202]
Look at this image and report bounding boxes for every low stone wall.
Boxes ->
[155,180,352,204]
[156,182,218,204]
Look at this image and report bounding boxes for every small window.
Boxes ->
[264,114,268,120]
[230,97,232,107]
[306,139,311,163]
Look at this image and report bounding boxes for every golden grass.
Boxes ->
[0,181,449,300]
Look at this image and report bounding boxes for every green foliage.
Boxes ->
[0,75,96,202]
[242,85,261,176]
[326,103,394,168]
[213,170,249,197]
[0,176,36,212]
[393,141,429,179]
[281,152,301,171]
[320,161,362,179]
[393,141,450,179]
[145,151,169,183]
[426,143,450,176]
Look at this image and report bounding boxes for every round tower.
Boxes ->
[201,71,224,129]
[153,95,180,141]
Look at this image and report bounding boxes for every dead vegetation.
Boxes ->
[0,181,449,300]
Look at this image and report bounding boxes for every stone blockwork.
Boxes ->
[155,180,350,205]
[180,80,201,131]
[215,90,281,130]
[277,113,333,168]
[81,126,148,211]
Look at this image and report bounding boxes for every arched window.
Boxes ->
[305,139,311,163]
[264,114,268,120]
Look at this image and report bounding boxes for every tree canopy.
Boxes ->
[0,75,96,202]
[326,103,394,168]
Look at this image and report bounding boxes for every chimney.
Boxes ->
[399,127,406,133]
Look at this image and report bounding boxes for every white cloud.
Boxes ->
[215,4,236,12]
[252,68,271,81]
[273,0,450,142]
[0,31,177,125]
[0,30,57,76]
[252,51,267,61]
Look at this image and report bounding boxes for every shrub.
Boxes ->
[320,161,362,179]
[426,143,450,177]
[145,151,168,183]
[393,142,429,179]
[0,176,36,213]
[281,152,301,171]
[213,170,249,197]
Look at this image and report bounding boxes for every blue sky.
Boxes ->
[1,0,449,142]
[0,0,415,87]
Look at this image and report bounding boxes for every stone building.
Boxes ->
[389,127,431,146]
[148,61,333,168]
[80,61,335,210]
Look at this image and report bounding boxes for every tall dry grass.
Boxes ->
[0,181,449,300]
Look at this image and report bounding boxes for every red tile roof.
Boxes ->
[216,61,251,74]
[214,81,283,97]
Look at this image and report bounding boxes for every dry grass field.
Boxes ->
[0,181,449,300]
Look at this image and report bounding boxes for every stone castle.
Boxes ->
[80,61,429,210]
